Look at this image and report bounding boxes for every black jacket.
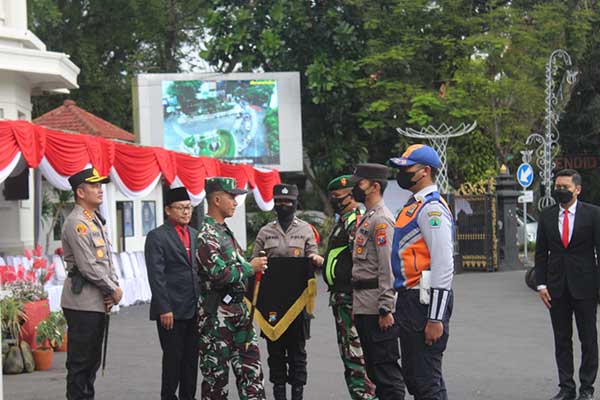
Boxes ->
[144,222,200,320]
[535,201,600,300]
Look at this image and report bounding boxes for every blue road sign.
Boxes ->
[517,163,534,188]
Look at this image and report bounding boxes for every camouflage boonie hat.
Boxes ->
[327,175,354,191]
[205,177,247,195]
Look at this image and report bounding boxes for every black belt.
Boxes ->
[222,291,246,304]
[202,289,246,314]
[351,278,378,290]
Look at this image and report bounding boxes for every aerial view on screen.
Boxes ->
[162,79,280,165]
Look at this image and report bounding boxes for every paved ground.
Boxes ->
[3,269,590,400]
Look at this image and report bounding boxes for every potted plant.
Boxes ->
[49,311,67,352]
[32,317,58,371]
[0,296,34,374]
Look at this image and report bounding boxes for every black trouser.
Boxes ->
[395,288,452,400]
[63,308,105,400]
[156,318,200,400]
[354,314,405,400]
[266,316,308,387]
[549,287,598,394]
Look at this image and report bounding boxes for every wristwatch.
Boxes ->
[378,307,390,316]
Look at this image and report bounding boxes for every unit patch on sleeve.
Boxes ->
[75,223,88,236]
[427,211,442,217]
[376,229,387,246]
[429,216,442,228]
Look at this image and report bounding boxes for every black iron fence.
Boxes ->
[452,194,498,272]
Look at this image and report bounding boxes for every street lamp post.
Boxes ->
[526,49,578,210]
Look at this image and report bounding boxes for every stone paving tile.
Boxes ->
[3,270,588,399]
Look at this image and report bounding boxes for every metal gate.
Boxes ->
[453,193,498,272]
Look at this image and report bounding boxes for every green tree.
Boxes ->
[201,0,372,214]
[28,0,207,130]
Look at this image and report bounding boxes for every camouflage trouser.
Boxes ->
[331,293,377,400]
[198,313,266,400]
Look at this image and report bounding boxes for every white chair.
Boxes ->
[111,252,135,307]
[44,284,63,312]
[0,256,6,265]
[119,252,143,304]
[6,256,17,267]
[51,255,67,284]
[134,251,153,301]
[128,252,151,302]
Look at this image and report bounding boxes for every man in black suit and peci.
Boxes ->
[535,169,600,400]
[145,187,201,400]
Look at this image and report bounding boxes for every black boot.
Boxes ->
[291,386,303,400]
[273,384,287,400]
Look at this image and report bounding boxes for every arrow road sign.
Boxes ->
[517,163,534,188]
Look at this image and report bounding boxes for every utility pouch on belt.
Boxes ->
[68,267,85,294]
[351,278,378,290]
[204,291,221,315]
[419,270,431,305]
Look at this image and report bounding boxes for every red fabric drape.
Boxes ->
[113,143,163,192]
[45,129,93,175]
[0,122,21,170]
[0,120,281,203]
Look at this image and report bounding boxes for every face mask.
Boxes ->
[396,169,424,190]
[352,184,369,204]
[274,204,295,220]
[329,193,351,214]
[552,189,573,205]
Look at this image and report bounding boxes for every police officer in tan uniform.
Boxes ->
[350,163,405,399]
[252,184,324,400]
[61,168,123,400]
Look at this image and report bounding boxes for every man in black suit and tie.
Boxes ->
[536,169,600,400]
[145,187,201,400]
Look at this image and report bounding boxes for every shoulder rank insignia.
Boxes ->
[76,223,88,236]
[83,209,94,220]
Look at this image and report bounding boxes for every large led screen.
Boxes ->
[134,72,303,172]
[162,79,280,165]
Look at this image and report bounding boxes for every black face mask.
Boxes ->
[329,193,351,214]
[552,189,574,205]
[274,204,295,220]
[396,169,424,190]
[352,184,369,204]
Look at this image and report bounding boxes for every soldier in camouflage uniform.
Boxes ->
[196,177,269,400]
[324,175,376,400]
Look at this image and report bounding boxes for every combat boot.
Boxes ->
[291,386,303,400]
[273,384,287,400]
